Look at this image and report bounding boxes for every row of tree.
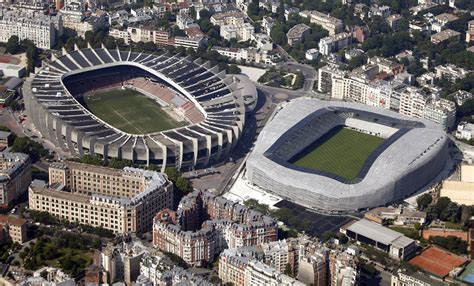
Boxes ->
[5,36,39,73]
[417,194,474,227]
[11,137,49,162]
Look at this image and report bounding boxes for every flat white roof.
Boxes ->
[347,219,414,247]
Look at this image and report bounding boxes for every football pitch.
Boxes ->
[83,89,182,134]
[290,126,385,181]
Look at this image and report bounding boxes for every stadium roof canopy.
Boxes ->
[246,98,449,213]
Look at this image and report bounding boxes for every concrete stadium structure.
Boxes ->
[24,46,249,171]
[246,99,449,213]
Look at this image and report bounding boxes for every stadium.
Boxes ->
[246,99,449,213]
[24,46,249,170]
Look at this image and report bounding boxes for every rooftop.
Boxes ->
[287,24,310,38]
[210,11,245,21]
[0,214,26,226]
[434,13,459,23]
[431,29,461,43]
[346,219,414,246]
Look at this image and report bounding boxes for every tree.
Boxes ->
[199,9,210,20]
[247,0,261,19]
[226,64,241,74]
[11,137,48,162]
[416,193,432,210]
[429,236,468,254]
[244,199,269,214]
[171,26,186,37]
[21,40,39,73]
[186,47,196,58]
[284,263,293,277]
[108,158,132,169]
[84,31,94,44]
[176,176,192,194]
[6,35,20,54]
[142,41,157,52]
[79,154,103,166]
[164,167,179,183]
[270,25,287,46]
[104,36,117,49]
[337,232,349,244]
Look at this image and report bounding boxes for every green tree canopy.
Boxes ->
[416,193,432,211]
[227,64,241,74]
[6,35,20,54]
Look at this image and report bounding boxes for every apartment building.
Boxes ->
[60,4,106,38]
[30,162,173,234]
[466,20,474,43]
[219,236,355,286]
[434,64,468,83]
[109,28,131,44]
[152,190,277,266]
[399,89,456,130]
[432,13,459,33]
[0,152,31,208]
[287,24,310,46]
[220,22,254,41]
[391,270,447,286]
[431,29,461,44]
[0,9,62,49]
[386,14,403,30]
[176,13,194,29]
[398,86,428,119]
[456,122,474,141]
[213,46,278,65]
[0,215,27,244]
[139,253,174,285]
[329,252,358,286]
[173,35,205,49]
[109,26,170,46]
[100,239,168,284]
[219,248,304,286]
[423,98,456,130]
[317,65,346,94]
[368,4,391,19]
[301,10,343,36]
[262,16,275,36]
[318,64,457,130]
[319,32,352,56]
[210,11,246,26]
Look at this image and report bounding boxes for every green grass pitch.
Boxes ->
[83,89,182,134]
[290,126,385,181]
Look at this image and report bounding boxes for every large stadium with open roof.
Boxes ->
[24,45,252,171]
[246,98,449,213]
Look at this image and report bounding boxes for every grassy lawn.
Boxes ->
[257,68,303,90]
[289,127,385,181]
[83,89,182,134]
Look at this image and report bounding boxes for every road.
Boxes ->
[256,83,331,101]
[191,82,335,193]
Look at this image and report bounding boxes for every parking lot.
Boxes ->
[274,200,356,237]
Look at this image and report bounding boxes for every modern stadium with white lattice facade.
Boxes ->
[24,46,250,171]
[246,99,449,213]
